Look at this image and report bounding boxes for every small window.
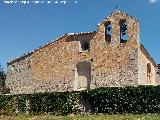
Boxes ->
[119,19,128,43]
[80,41,90,51]
[105,21,112,43]
[147,63,151,84]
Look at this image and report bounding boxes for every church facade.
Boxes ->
[6,10,160,94]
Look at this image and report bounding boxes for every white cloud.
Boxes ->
[149,0,157,3]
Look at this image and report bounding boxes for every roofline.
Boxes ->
[7,31,96,65]
[140,44,156,67]
[7,10,140,66]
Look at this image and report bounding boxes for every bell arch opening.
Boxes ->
[105,21,112,43]
[119,19,128,43]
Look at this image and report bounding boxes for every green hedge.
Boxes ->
[81,86,160,114]
[29,92,79,115]
[1,86,160,115]
[0,92,80,115]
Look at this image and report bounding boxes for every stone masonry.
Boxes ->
[6,10,160,94]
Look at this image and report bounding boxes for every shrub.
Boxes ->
[0,91,80,115]
[1,86,160,115]
[81,86,160,114]
[28,91,80,115]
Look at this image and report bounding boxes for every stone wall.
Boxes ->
[6,33,95,94]
[91,11,140,88]
[6,11,142,94]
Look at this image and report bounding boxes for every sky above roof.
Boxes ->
[0,0,160,71]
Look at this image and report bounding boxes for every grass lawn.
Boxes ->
[1,114,160,120]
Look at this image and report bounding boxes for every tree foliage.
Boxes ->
[0,65,6,87]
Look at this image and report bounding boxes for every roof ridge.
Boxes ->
[8,31,96,65]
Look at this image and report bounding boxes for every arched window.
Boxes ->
[105,21,112,43]
[119,19,128,43]
[147,63,151,84]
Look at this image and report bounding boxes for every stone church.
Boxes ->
[6,10,160,94]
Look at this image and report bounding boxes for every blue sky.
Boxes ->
[0,0,160,71]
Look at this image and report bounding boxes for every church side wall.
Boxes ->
[138,47,156,85]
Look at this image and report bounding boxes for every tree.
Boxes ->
[0,65,6,87]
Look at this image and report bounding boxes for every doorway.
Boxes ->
[74,61,91,90]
